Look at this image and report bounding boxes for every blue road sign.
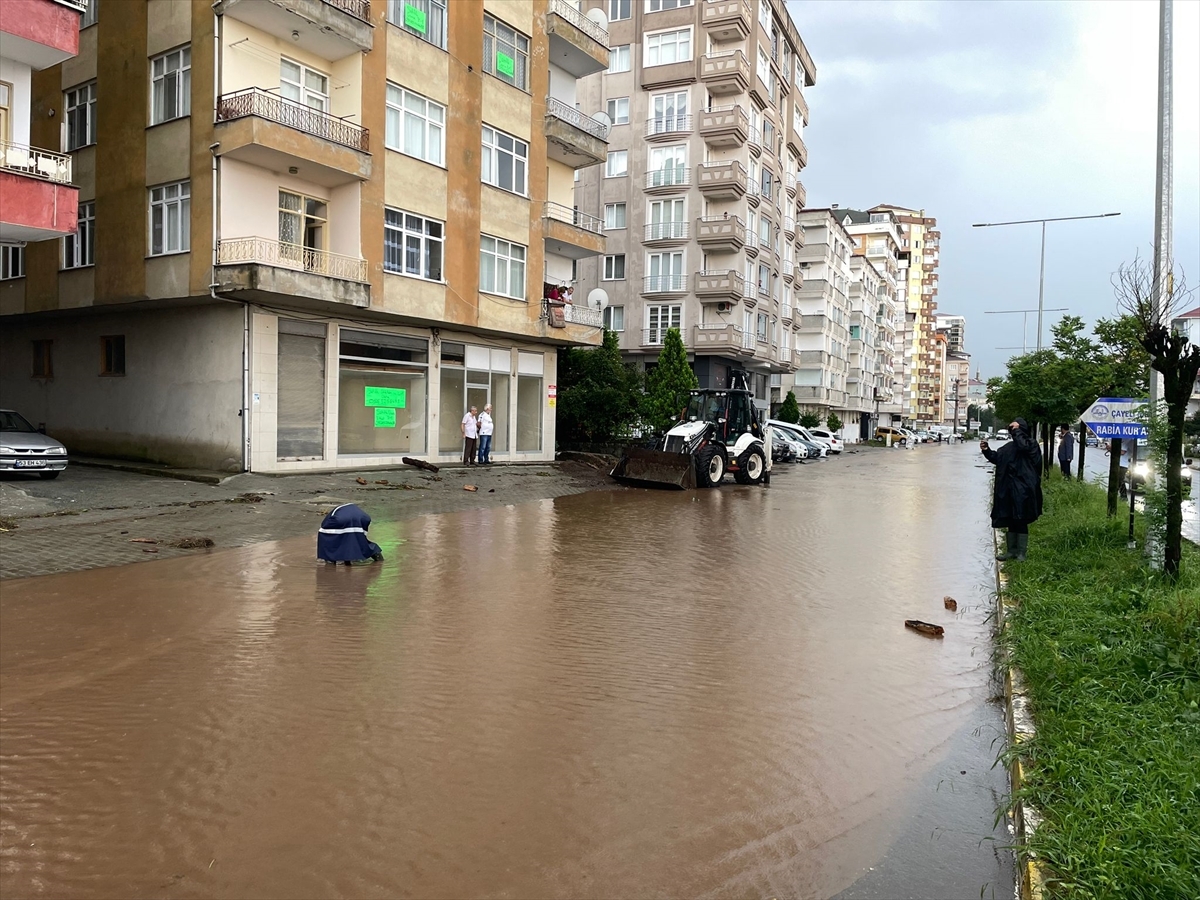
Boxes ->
[1082,397,1148,439]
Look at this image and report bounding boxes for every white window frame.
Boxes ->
[479,235,527,300]
[603,305,625,332]
[150,45,190,125]
[757,46,770,85]
[603,254,626,281]
[606,150,628,177]
[644,26,692,68]
[647,0,692,10]
[385,84,445,166]
[65,82,97,150]
[608,45,631,73]
[646,303,682,344]
[63,200,95,269]
[606,97,629,125]
[148,181,190,256]
[280,58,329,112]
[483,14,530,91]
[1,244,25,280]
[604,203,627,230]
[480,125,528,196]
[387,0,448,50]
[384,208,444,282]
[609,0,631,20]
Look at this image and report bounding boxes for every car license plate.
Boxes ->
[14,460,48,468]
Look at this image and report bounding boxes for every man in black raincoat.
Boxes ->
[981,418,1043,561]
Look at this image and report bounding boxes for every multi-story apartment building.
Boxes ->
[935,313,965,354]
[0,0,612,472]
[942,349,970,430]
[572,0,816,414]
[0,0,86,276]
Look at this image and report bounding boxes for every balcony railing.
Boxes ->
[549,0,609,45]
[642,326,688,347]
[645,221,689,241]
[216,88,369,152]
[645,166,690,189]
[217,236,368,282]
[543,201,602,233]
[545,97,610,141]
[644,115,693,137]
[322,0,370,22]
[642,274,687,294]
[0,140,73,185]
[51,0,88,10]
[545,298,604,327]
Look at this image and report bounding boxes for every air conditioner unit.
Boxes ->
[717,302,733,313]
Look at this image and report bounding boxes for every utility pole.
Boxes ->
[952,378,961,437]
[1149,0,1173,411]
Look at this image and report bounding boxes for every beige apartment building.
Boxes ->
[0,0,611,472]
[571,0,816,413]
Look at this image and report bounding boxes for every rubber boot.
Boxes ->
[1014,533,1029,562]
[996,531,1015,561]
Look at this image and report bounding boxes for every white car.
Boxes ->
[767,420,829,457]
[807,427,843,453]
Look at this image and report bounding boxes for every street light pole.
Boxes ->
[1037,221,1047,349]
[984,307,1068,355]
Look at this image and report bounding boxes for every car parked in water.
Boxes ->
[0,410,69,479]
[806,427,843,454]
[767,420,828,458]
[875,425,908,444]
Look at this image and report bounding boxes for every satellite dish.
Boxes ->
[586,8,609,29]
[590,110,612,138]
[587,289,609,311]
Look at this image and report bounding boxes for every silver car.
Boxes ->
[0,410,69,479]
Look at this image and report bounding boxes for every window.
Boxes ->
[648,0,692,9]
[100,335,125,376]
[757,262,770,293]
[480,235,526,299]
[762,119,776,154]
[648,143,686,187]
[645,28,691,66]
[648,198,685,240]
[604,305,625,331]
[606,150,627,177]
[339,330,429,456]
[609,0,631,19]
[757,47,770,85]
[870,213,888,223]
[483,15,529,91]
[32,340,53,378]
[64,200,95,268]
[385,84,445,165]
[606,97,629,125]
[481,125,527,195]
[1,244,24,280]
[607,45,631,73]
[757,217,770,248]
[758,0,772,30]
[65,82,96,150]
[80,0,97,28]
[649,90,688,134]
[387,0,447,50]
[278,191,328,268]
[646,304,682,344]
[149,181,190,255]
[646,251,683,292]
[603,254,625,280]
[150,46,190,124]
[280,58,329,111]
[760,167,774,200]
[604,203,626,230]
[384,209,443,281]
[757,312,768,341]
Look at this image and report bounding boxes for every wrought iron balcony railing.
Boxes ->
[545,97,609,141]
[0,140,73,185]
[543,202,602,233]
[216,88,370,152]
[217,236,368,283]
[322,0,371,22]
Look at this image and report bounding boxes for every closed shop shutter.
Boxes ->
[277,320,326,459]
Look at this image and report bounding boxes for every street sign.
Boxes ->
[1081,397,1148,439]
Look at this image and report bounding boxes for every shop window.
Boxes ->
[338,330,428,455]
[278,319,325,459]
[440,344,511,456]
[516,351,543,452]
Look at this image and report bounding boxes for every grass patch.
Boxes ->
[1003,478,1200,899]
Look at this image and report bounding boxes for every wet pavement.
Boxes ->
[1,445,1013,899]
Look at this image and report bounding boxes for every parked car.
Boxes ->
[771,429,800,463]
[0,410,69,479]
[807,427,843,453]
[768,421,827,458]
[915,430,933,443]
[875,425,908,445]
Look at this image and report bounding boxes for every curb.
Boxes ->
[994,531,1053,900]
[72,457,228,485]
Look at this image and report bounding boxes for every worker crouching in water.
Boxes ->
[318,503,384,565]
[981,418,1043,562]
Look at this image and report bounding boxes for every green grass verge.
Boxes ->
[1003,478,1200,899]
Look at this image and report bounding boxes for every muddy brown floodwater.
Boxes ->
[1,447,1013,899]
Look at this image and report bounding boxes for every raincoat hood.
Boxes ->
[1013,418,1031,436]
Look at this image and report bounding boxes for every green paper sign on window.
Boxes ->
[374,407,397,428]
[496,52,515,78]
[365,386,407,408]
[403,3,426,34]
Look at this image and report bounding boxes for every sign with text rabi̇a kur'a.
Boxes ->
[1082,397,1148,440]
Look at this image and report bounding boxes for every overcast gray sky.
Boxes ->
[787,0,1200,381]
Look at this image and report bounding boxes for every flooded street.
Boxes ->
[2,447,1012,899]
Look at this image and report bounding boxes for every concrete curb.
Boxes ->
[994,531,1053,900]
[72,457,229,485]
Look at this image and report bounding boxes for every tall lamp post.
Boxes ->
[973,212,1121,351]
[951,378,961,438]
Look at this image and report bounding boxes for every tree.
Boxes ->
[1093,314,1152,514]
[826,412,843,433]
[988,349,1078,475]
[799,412,821,429]
[642,328,698,433]
[555,330,644,444]
[1114,256,1200,579]
[1050,315,1105,482]
[777,390,800,424]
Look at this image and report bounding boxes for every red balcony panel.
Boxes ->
[0,0,82,70]
[0,170,78,242]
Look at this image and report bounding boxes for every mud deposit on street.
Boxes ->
[1,447,1012,898]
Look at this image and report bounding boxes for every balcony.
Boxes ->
[788,133,808,167]
[700,50,749,96]
[641,58,699,92]
[793,90,809,127]
[792,385,831,405]
[215,237,369,307]
[0,141,78,242]
[694,323,752,355]
[644,114,693,142]
[641,274,688,297]
[542,202,605,259]
[695,269,744,302]
[641,326,690,349]
[643,221,689,246]
[702,0,751,42]
[785,173,796,196]
[214,0,372,59]
[0,0,81,69]
[795,180,807,208]
[782,260,795,282]
[546,0,609,77]
[798,314,831,334]
[215,89,371,187]
[746,126,762,157]
[745,179,760,207]
[696,160,747,200]
[699,105,749,148]
[695,216,746,253]
[644,165,690,193]
[544,298,604,329]
[544,97,609,169]
[795,350,829,368]
[783,216,796,237]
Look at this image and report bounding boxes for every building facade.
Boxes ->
[571,0,816,414]
[0,0,612,472]
[942,350,970,430]
[935,313,964,354]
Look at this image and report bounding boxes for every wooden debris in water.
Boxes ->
[129,538,158,544]
[167,537,216,549]
[904,619,944,637]
[944,596,958,611]
[403,456,439,473]
[355,477,368,485]
[463,485,478,492]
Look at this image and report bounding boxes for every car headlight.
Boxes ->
[0,447,13,454]
[1133,462,1151,477]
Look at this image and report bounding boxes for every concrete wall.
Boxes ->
[0,303,244,470]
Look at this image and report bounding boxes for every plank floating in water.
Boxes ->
[905,619,945,637]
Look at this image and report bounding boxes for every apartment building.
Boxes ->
[0,0,85,276]
[935,313,965,354]
[943,349,970,430]
[0,0,612,472]
[571,0,816,413]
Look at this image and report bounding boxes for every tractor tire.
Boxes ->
[734,446,766,485]
[695,445,725,488]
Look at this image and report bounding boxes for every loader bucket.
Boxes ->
[610,447,696,490]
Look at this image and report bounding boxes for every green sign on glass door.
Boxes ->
[365,386,407,408]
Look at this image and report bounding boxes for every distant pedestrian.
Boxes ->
[981,418,1043,562]
[477,404,494,464]
[462,406,479,466]
[1057,424,1075,479]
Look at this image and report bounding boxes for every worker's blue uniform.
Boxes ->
[317,504,383,562]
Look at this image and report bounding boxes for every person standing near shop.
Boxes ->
[981,418,1043,561]
[461,406,479,466]
[1057,424,1075,479]
[477,404,494,465]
